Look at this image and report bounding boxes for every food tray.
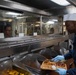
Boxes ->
[40,59,67,70]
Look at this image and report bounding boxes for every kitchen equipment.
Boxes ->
[39,48,60,59]
[0,58,32,75]
[13,53,47,74]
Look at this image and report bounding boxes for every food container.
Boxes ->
[39,48,60,59]
[0,58,32,75]
[13,53,47,74]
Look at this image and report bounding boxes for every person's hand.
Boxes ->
[56,68,67,75]
[52,55,64,62]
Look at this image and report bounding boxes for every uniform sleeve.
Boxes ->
[64,50,73,60]
[67,68,76,75]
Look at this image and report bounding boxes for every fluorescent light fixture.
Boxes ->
[51,0,70,6]
[4,0,10,1]
[63,22,65,25]
[16,17,25,19]
[35,24,40,27]
[3,19,12,22]
[6,12,22,16]
[4,0,15,3]
[52,19,58,22]
[46,21,54,24]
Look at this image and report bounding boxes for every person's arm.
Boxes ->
[64,50,73,60]
[52,50,73,62]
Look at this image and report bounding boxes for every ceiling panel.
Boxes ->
[11,0,75,16]
[11,0,67,15]
[12,0,62,10]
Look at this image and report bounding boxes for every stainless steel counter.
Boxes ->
[0,35,68,58]
[0,34,69,75]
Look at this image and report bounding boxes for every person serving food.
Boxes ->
[52,21,76,75]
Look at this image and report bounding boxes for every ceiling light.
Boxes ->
[35,24,40,27]
[16,17,25,19]
[3,19,12,22]
[52,19,58,22]
[4,0,10,1]
[4,0,15,3]
[6,12,22,16]
[46,21,54,24]
[51,0,70,6]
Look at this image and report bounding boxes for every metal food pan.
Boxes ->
[13,53,47,74]
[39,48,60,59]
[0,59,32,75]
